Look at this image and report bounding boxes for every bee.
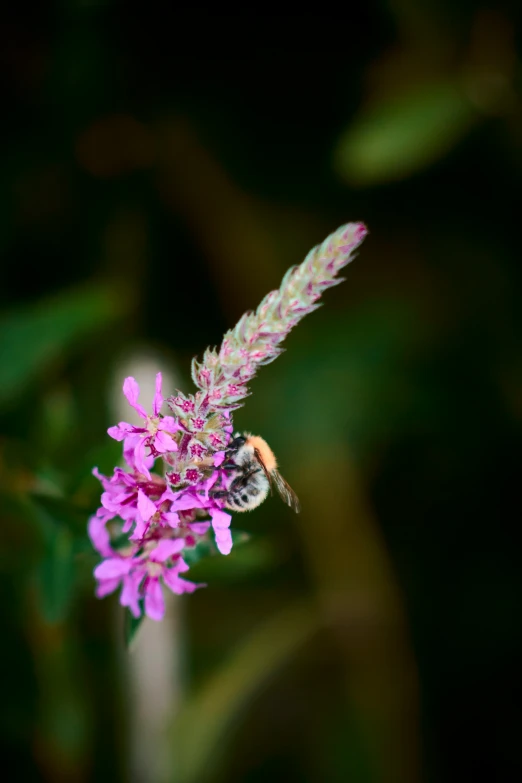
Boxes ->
[215,432,300,513]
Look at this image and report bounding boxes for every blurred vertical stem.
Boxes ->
[126,596,185,783]
[295,440,421,783]
[160,601,317,783]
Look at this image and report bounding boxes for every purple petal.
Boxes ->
[209,508,233,555]
[113,468,138,486]
[88,515,113,557]
[95,507,115,523]
[162,569,182,593]
[214,528,233,555]
[158,486,176,504]
[123,377,148,418]
[176,557,190,573]
[92,467,111,490]
[145,578,165,621]
[94,557,132,579]
[169,492,206,511]
[107,422,134,441]
[121,572,142,617]
[137,489,157,522]
[163,511,180,528]
[160,416,179,433]
[121,517,133,534]
[130,516,148,541]
[176,578,202,593]
[163,568,201,594]
[154,430,178,453]
[122,432,141,470]
[133,437,152,480]
[209,508,232,530]
[153,372,163,416]
[213,451,226,467]
[151,538,185,562]
[122,433,152,475]
[95,577,120,598]
[119,504,138,523]
[189,521,211,536]
[100,490,128,513]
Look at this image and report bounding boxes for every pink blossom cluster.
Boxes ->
[89,373,233,621]
[89,222,368,621]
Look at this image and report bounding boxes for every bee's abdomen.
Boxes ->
[224,470,269,512]
[225,487,268,511]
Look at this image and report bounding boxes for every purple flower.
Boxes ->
[108,374,179,478]
[93,537,201,621]
[130,488,180,541]
[92,466,169,536]
[95,467,140,530]
[164,479,233,555]
[88,513,114,557]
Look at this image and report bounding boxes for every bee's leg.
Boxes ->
[229,469,258,491]
[211,489,227,499]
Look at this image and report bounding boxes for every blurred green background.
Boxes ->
[1,3,522,782]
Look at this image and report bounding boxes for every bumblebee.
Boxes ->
[215,432,300,513]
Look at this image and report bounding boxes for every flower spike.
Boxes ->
[90,223,368,622]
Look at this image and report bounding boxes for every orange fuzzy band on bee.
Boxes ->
[244,434,278,473]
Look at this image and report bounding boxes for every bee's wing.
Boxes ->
[253,447,300,512]
[271,470,301,513]
[253,447,272,487]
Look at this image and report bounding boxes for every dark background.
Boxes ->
[1,3,521,782]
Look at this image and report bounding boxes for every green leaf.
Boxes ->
[38,385,77,455]
[38,526,76,624]
[25,494,83,623]
[125,604,145,650]
[334,79,478,186]
[30,493,90,537]
[0,283,131,408]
